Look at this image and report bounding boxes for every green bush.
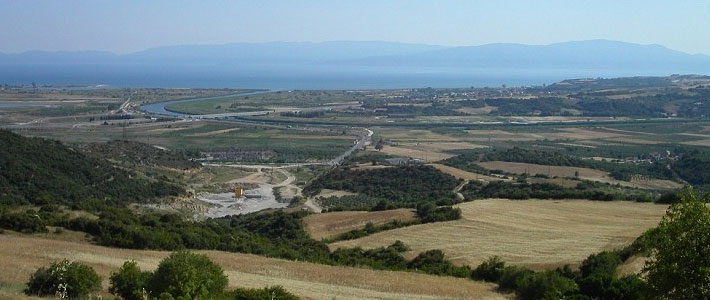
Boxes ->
[149,251,228,300]
[25,259,101,299]
[416,203,462,223]
[407,249,471,277]
[0,210,48,233]
[472,256,506,282]
[579,251,621,278]
[515,270,579,300]
[109,260,151,300]
[225,286,300,300]
[497,266,534,292]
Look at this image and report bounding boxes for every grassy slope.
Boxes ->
[0,234,506,300]
[331,199,667,270]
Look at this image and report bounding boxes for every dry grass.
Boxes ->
[464,130,543,141]
[548,128,625,140]
[455,106,497,114]
[398,142,486,152]
[617,255,649,277]
[557,142,597,149]
[477,161,609,180]
[187,127,241,137]
[429,163,508,182]
[681,139,710,146]
[476,161,682,190]
[303,209,417,240]
[0,235,506,300]
[605,137,663,145]
[377,128,457,142]
[379,146,454,161]
[314,188,357,199]
[331,199,668,270]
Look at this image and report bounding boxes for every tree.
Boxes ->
[109,260,151,300]
[25,259,101,299]
[515,270,579,300]
[644,189,710,299]
[149,251,228,300]
[375,139,384,151]
[472,256,506,282]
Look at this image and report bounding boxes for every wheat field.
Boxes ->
[331,199,667,270]
[0,235,507,300]
[303,209,416,240]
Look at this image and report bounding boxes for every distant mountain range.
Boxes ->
[1,40,709,88]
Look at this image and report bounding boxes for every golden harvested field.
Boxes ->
[477,161,608,180]
[303,209,417,240]
[187,127,241,137]
[331,200,668,270]
[398,142,486,152]
[557,142,597,148]
[477,161,683,190]
[605,137,663,145]
[380,145,455,161]
[377,128,457,142]
[547,127,625,140]
[0,235,506,300]
[429,163,509,182]
[464,130,543,141]
[681,139,710,146]
[455,106,497,114]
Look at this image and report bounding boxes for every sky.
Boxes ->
[1,0,709,55]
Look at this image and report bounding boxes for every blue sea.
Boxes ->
[0,63,672,90]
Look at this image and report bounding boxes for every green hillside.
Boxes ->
[0,130,184,208]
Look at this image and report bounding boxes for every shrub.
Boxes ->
[149,251,228,300]
[515,270,579,300]
[0,210,48,233]
[498,266,534,292]
[226,286,300,300]
[25,259,101,299]
[388,240,409,252]
[407,249,471,277]
[416,203,462,223]
[109,260,151,300]
[579,251,621,278]
[472,256,506,282]
[579,273,648,300]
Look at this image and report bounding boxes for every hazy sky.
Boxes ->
[2,0,709,54]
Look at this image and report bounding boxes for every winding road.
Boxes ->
[142,91,373,214]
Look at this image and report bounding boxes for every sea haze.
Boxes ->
[1,40,709,89]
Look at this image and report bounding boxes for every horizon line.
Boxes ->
[2,39,707,57]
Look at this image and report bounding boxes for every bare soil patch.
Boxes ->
[315,189,357,199]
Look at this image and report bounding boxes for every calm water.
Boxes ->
[0,63,672,90]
